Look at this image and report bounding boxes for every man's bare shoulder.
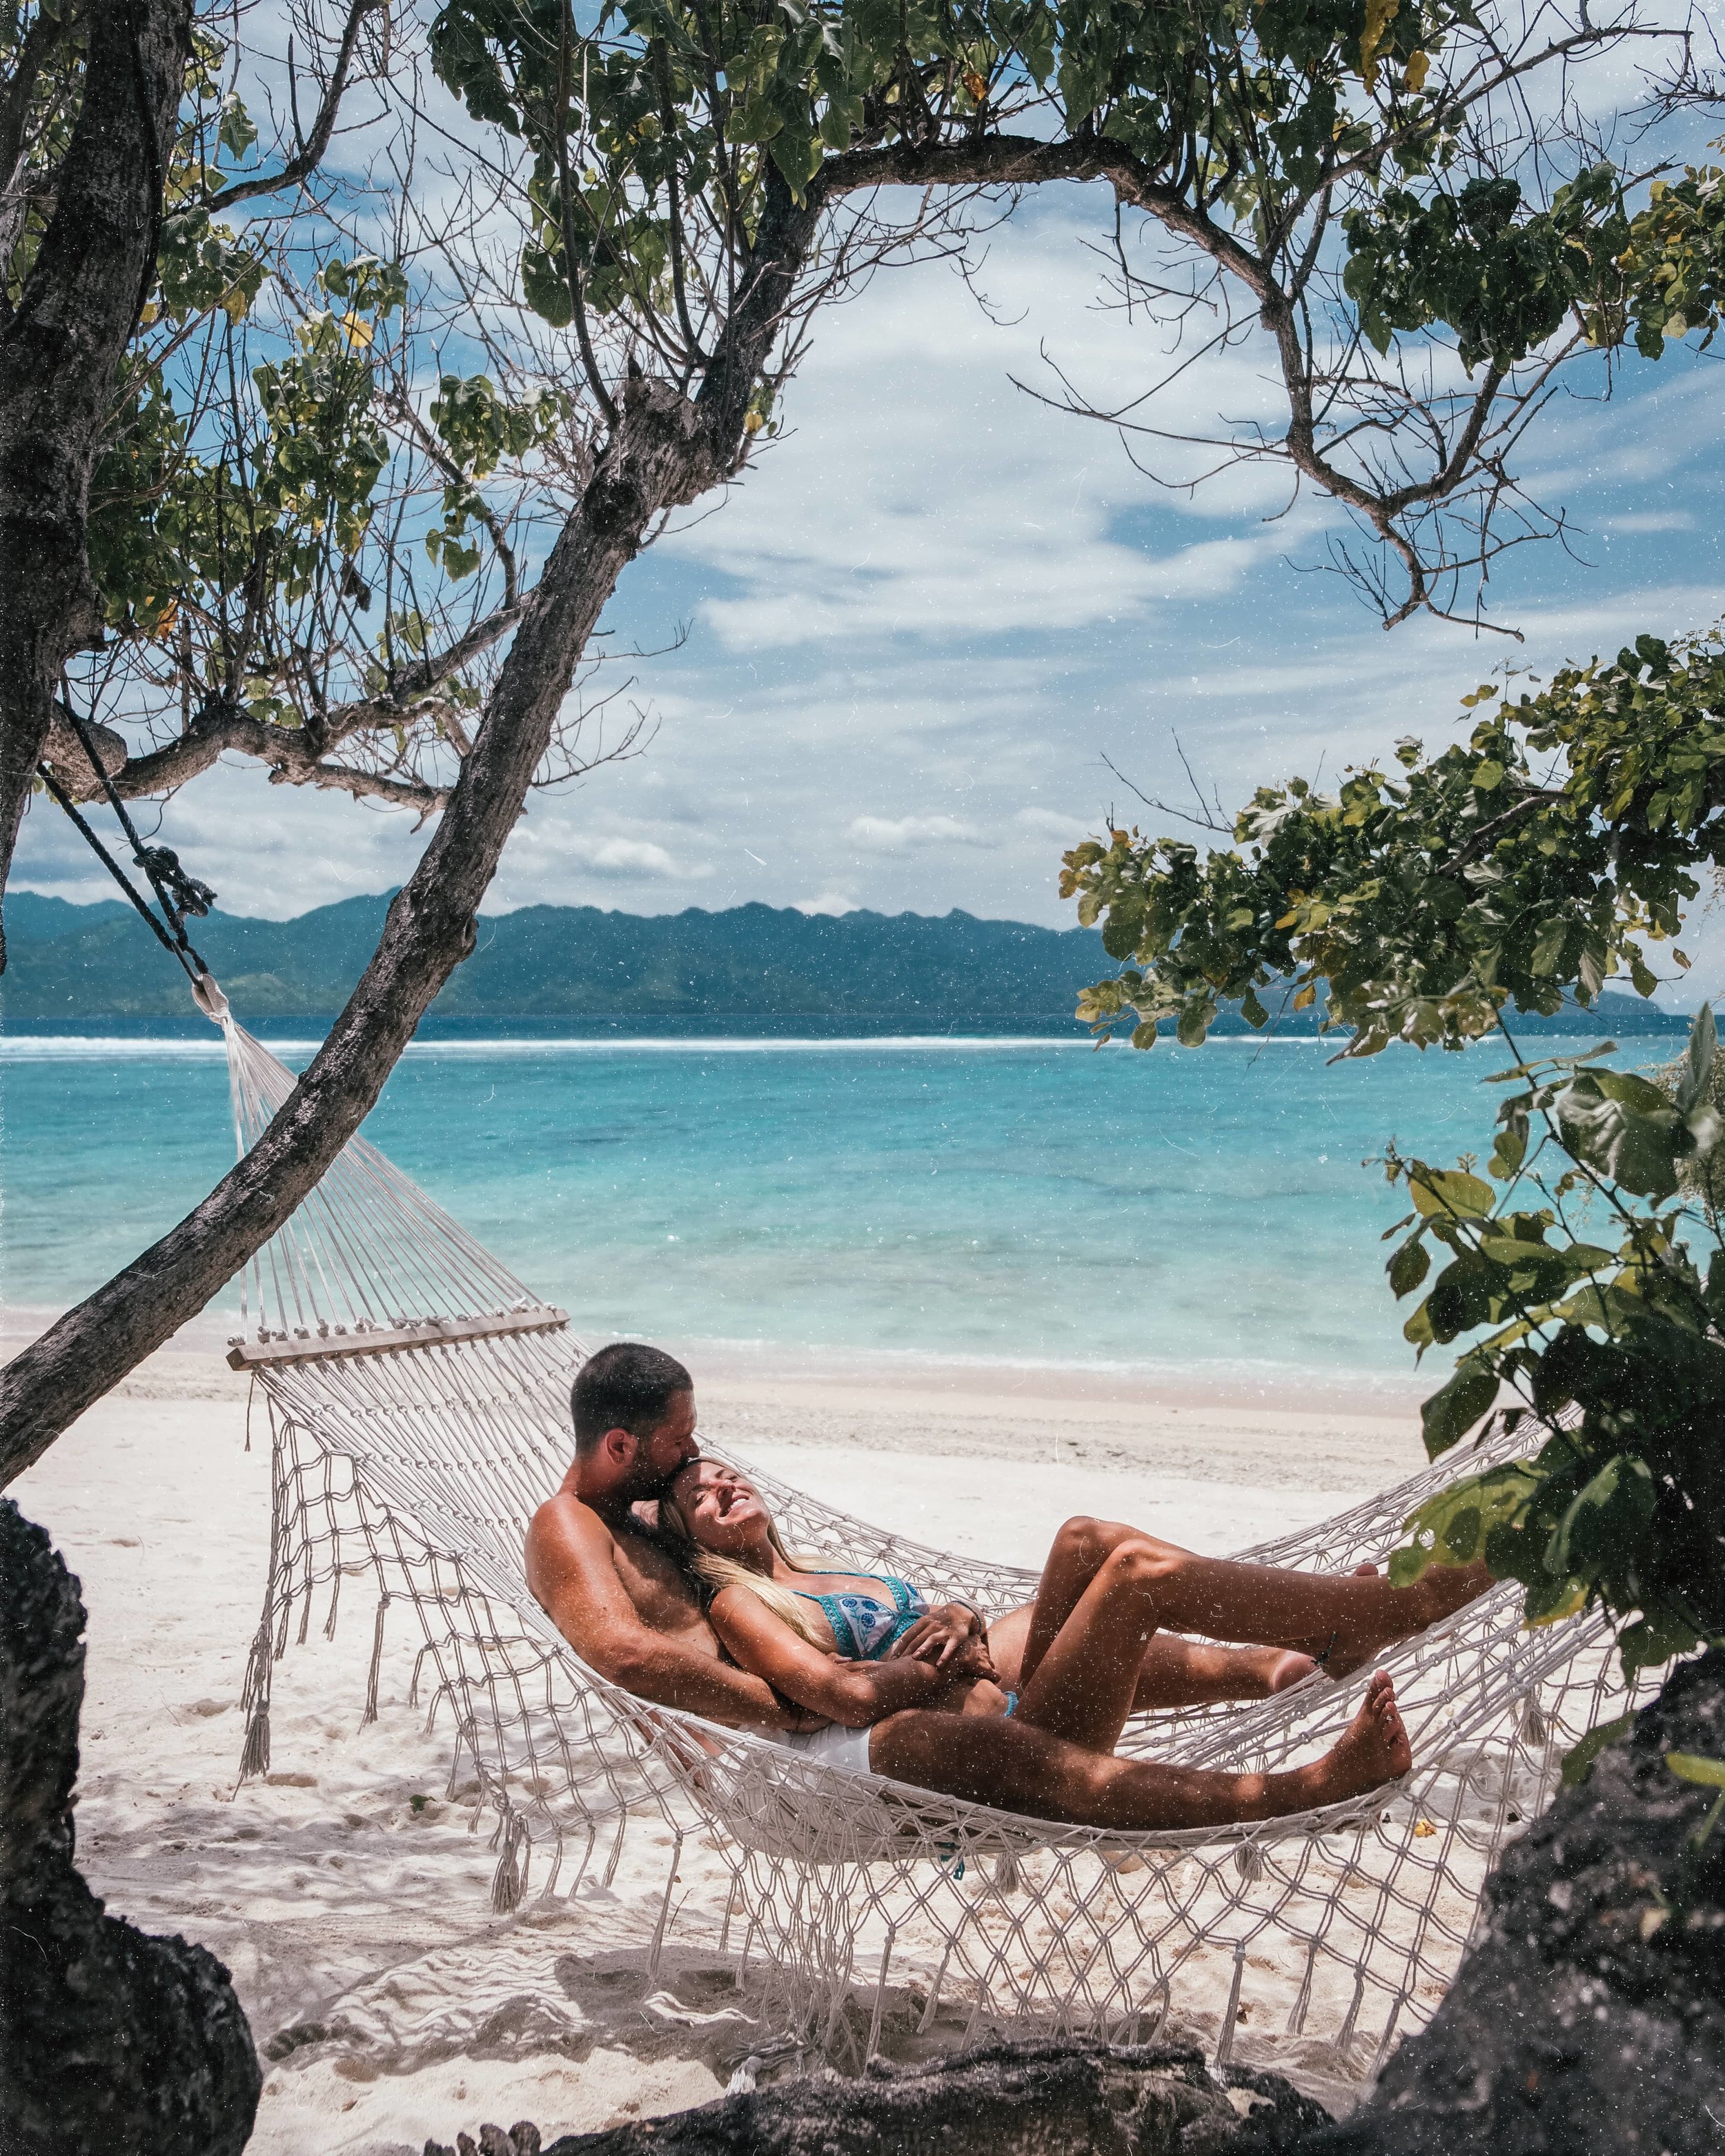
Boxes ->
[526,1485,615,1581]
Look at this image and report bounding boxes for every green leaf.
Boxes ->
[1388,1236,1431,1298]
[1675,1002,1717,1118]
[1489,1116,1528,1180]
[1593,1069,1672,1114]
[1420,1359,1498,1457]
[1618,1607,1702,1675]
[1556,1079,1684,1200]
[1410,1168,1496,1220]
[1666,1749,1725,1790]
[1546,1454,1655,1578]
[1560,1712,1635,1785]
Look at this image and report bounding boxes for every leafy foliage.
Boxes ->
[1059,610,1725,1677]
[1061,634,1725,1057]
[1377,1011,1725,1677]
[1339,141,1725,370]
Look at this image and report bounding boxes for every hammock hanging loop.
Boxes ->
[192,971,233,1027]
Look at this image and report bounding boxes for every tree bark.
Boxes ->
[0,1499,262,2155]
[0,0,195,966]
[1299,1647,1725,2156]
[0,179,818,1490]
[423,2040,1332,2156]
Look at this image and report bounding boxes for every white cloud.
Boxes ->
[565,835,699,880]
[1015,807,1096,842]
[849,813,990,853]
[794,887,858,915]
[1606,511,1697,535]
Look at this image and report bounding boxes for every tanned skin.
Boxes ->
[529,1391,1475,1831]
[525,1386,962,1732]
[664,1460,1424,1831]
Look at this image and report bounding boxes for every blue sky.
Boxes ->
[17,181,1725,1004]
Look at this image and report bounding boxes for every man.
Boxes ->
[525,1341,1429,1831]
[524,1341,817,1731]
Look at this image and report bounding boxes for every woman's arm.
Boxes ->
[708,1586,961,1726]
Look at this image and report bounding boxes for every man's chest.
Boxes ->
[613,1531,714,1647]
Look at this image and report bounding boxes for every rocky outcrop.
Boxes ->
[424,2038,1331,2156]
[1304,1647,1725,2156]
[0,1499,262,2156]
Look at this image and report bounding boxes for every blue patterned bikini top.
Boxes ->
[793,1573,928,1660]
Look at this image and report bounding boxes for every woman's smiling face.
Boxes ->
[669,1459,771,1557]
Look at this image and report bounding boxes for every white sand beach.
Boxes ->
[8,1311,1431,2156]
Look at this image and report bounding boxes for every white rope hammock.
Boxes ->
[210,995,1653,2081]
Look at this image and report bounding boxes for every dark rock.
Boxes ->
[1303,1646,1725,2155]
[468,2039,1330,2156]
[0,1499,262,2156]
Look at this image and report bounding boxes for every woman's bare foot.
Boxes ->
[1268,1650,1318,1692]
[1308,1672,1412,1801]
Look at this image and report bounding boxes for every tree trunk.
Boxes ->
[0,1499,262,2155]
[423,2040,1332,2156]
[0,182,818,1489]
[0,0,195,960]
[1299,1647,1725,2156]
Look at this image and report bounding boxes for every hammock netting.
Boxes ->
[214,1002,1653,2083]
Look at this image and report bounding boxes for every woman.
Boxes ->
[658,1458,1481,1830]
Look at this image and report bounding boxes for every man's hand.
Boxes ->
[887,1602,987,1670]
[767,1690,831,1734]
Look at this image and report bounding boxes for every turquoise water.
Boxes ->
[0,1031,1626,1377]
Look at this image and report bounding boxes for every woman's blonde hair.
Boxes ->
[658,1481,831,1648]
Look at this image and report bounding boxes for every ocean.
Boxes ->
[0,1028,1647,1381]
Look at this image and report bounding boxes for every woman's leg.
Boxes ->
[1130,1636,1317,1706]
[989,1606,1313,1712]
[1007,1542,1319,1752]
[868,1671,1412,1832]
[1015,1517,1488,1683]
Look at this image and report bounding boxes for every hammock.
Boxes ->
[209,989,1652,2081]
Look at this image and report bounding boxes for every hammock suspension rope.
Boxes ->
[36,697,215,982]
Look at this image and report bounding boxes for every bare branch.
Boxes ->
[205,0,386,211]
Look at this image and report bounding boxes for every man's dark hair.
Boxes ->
[571,1342,693,1454]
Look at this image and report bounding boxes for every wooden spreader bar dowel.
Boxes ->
[227,1307,569,1369]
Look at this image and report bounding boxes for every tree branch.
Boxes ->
[204,0,386,212]
[0,0,194,967]
[0,188,821,1483]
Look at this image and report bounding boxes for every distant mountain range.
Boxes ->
[0,889,1693,1035]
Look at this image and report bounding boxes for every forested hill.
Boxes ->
[3,892,1116,1025]
[1,890,1693,1033]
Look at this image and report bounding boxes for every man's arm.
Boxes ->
[526,1495,808,1730]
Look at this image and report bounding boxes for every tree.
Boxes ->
[1034,20,1725,631]
[0,0,393,947]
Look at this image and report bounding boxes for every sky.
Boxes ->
[16,179,1725,1002]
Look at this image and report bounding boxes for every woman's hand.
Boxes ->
[887,1603,987,1671]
